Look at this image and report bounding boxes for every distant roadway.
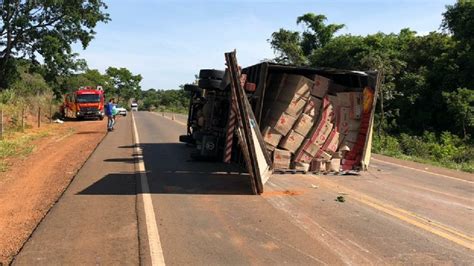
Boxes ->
[13,112,474,265]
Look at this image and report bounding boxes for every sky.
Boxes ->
[73,0,456,90]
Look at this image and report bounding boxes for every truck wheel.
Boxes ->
[199,69,225,80]
[198,79,222,90]
[184,84,201,92]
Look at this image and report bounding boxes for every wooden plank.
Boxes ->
[225,51,273,194]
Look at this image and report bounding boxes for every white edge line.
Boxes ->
[371,158,473,184]
[132,113,166,266]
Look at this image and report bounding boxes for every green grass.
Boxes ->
[0,130,51,172]
[372,132,474,173]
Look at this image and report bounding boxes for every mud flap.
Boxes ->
[225,51,273,194]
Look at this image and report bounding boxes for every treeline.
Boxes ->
[269,1,473,171]
[140,88,190,113]
[0,1,144,110]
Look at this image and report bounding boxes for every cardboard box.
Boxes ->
[310,122,333,146]
[269,112,297,136]
[325,101,336,123]
[294,113,315,137]
[280,130,305,153]
[345,130,359,143]
[338,107,351,134]
[311,75,332,98]
[310,159,325,172]
[326,158,341,172]
[303,140,321,157]
[328,94,339,107]
[278,74,313,101]
[286,95,308,116]
[266,144,276,152]
[297,151,314,163]
[273,148,291,169]
[317,150,332,161]
[293,162,310,171]
[336,92,352,107]
[268,93,308,118]
[348,119,361,131]
[304,96,323,117]
[262,126,283,147]
[322,130,340,153]
[350,92,363,120]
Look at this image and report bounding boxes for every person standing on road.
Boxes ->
[105,98,115,131]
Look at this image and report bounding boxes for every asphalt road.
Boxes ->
[14,112,474,265]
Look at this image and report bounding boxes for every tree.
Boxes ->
[296,13,344,54]
[106,67,142,104]
[0,0,110,89]
[60,69,110,95]
[443,88,474,138]
[269,29,305,65]
[269,13,344,65]
[442,0,474,89]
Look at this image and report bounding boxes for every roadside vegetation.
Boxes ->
[268,1,473,173]
[0,1,144,167]
[140,88,190,114]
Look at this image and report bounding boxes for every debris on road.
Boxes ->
[336,196,346,202]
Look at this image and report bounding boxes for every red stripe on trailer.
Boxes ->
[223,105,237,163]
[223,70,248,163]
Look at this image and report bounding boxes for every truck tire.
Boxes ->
[199,69,225,80]
[184,84,201,92]
[179,134,194,144]
[198,79,222,90]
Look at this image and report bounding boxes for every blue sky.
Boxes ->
[74,0,455,90]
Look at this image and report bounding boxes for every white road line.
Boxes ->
[132,113,166,266]
[371,158,473,184]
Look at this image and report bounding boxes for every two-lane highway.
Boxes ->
[14,112,474,265]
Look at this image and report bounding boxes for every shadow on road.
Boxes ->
[76,131,105,135]
[79,143,254,195]
[104,158,136,163]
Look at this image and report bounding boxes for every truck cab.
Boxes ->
[62,86,105,120]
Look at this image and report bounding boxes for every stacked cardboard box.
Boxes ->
[273,148,292,169]
[262,73,371,173]
[262,74,313,153]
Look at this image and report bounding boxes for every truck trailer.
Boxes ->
[180,51,380,193]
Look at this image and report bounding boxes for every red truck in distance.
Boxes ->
[61,86,105,120]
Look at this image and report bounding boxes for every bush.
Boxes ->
[373,131,473,173]
[372,134,401,156]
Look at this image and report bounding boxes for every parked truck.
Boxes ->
[61,86,105,120]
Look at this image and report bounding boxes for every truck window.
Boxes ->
[76,94,100,103]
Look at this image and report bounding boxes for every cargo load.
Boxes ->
[240,63,379,174]
[181,52,379,194]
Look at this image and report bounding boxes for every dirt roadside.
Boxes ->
[0,119,109,264]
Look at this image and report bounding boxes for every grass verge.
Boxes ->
[0,129,52,172]
[372,132,473,173]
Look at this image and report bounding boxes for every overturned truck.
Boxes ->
[181,51,379,194]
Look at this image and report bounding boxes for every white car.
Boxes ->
[131,103,138,111]
[115,106,127,116]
